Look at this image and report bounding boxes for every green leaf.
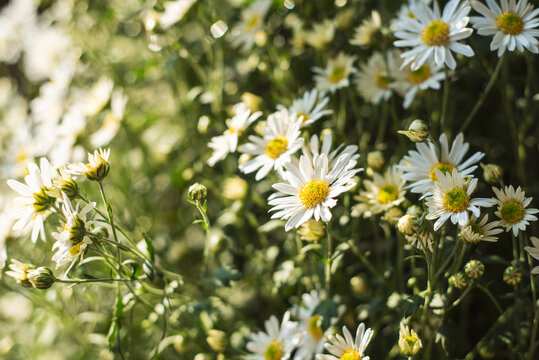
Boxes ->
[107,290,125,351]
[399,294,424,317]
[142,232,155,260]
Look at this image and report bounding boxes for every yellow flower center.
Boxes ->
[421,20,450,46]
[307,314,323,340]
[265,137,288,159]
[299,180,330,208]
[329,66,346,84]
[443,188,470,213]
[500,200,525,224]
[246,14,261,33]
[408,64,431,84]
[496,12,524,35]
[375,72,391,89]
[378,184,399,204]
[69,241,85,257]
[429,162,455,181]
[298,112,309,123]
[33,187,56,214]
[340,349,362,360]
[469,221,484,235]
[264,340,285,360]
[405,336,418,349]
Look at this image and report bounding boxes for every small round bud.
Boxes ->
[367,151,385,171]
[503,266,522,286]
[188,183,207,202]
[350,274,368,295]
[399,323,423,356]
[397,214,418,236]
[382,207,404,225]
[464,260,485,279]
[407,277,417,289]
[240,92,262,112]
[298,219,325,241]
[398,119,429,142]
[449,272,468,289]
[481,163,503,184]
[27,267,56,290]
[206,329,228,352]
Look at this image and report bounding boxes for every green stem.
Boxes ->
[57,277,134,284]
[445,283,474,312]
[460,54,504,132]
[325,221,333,294]
[439,68,451,136]
[476,284,503,315]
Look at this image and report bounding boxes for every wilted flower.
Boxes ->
[5,259,35,288]
[398,119,429,142]
[398,214,418,236]
[458,215,502,243]
[399,323,423,356]
[68,148,110,182]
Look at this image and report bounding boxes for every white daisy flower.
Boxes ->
[492,185,539,236]
[458,214,503,243]
[238,109,303,181]
[158,0,196,29]
[232,0,272,51]
[246,311,302,360]
[425,169,495,231]
[67,148,110,182]
[524,236,539,274]
[208,102,262,166]
[391,0,433,32]
[355,51,400,104]
[312,53,357,94]
[397,133,484,195]
[269,153,360,231]
[394,0,474,70]
[7,158,56,243]
[90,89,128,148]
[315,323,373,360]
[301,132,359,173]
[52,193,96,267]
[350,10,382,47]
[305,19,336,50]
[286,89,331,128]
[470,0,539,57]
[394,59,445,109]
[353,166,407,218]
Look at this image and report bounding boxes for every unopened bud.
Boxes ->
[27,267,56,289]
[398,119,429,142]
[481,163,503,184]
[397,214,418,236]
[449,272,468,289]
[298,220,325,241]
[464,260,485,279]
[84,149,110,181]
[503,266,522,286]
[367,151,384,171]
[188,183,207,202]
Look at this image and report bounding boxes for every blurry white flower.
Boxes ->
[158,0,196,29]
[458,214,502,243]
[52,193,95,267]
[7,158,56,243]
[286,89,331,128]
[233,0,272,51]
[80,77,114,116]
[524,237,539,274]
[67,148,110,182]
[315,323,373,360]
[355,51,400,104]
[394,59,445,109]
[492,185,538,236]
[425,169,494,231]
[238,109,303,180]
[269,153,360,231]
[305,19,335,49]
[91,89,128,148]
[394,0,474,70]
[397,133,484,195]
[0,0,37,63]
[470,0,539,56]
[312,53,357,93]
[350,10,382,47]
[246,311,302,360]
[208,102,262,166]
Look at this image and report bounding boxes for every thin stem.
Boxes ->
[476,284,503,315]
[325,221,333,294]
[348,240,386,285]
[57,277,134,284]
[445,283,474,312]
[460,54,504,132]
[439,68,451,136]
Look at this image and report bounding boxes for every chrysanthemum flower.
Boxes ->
[90,89,128,148]
[238,109,303,181]
[5,259,35,288]
[398,133,484,195]
[52,193,96,268]
[392,0,433,30]
[425,169,494,230]
[353,166,407,218]
[470,0,539,56]
[312,53,357,93]
[458,214,502,243]
[286,89,331,128]
[269,153,360,231]
[394,58,445,109]
[232,0,271,51]
[394,0,474,70]
[399,322,423,356]
[7,158,56,242]
[355,51,400,104]
[301,132,359,173]
[208,102,262,166]
[68,148,110,182]
[524,237,539,274]
[492,185,538,236]
[350,10,382,47]
[305,19,335,50]
[315,323,373,360]
[245,311,301,360]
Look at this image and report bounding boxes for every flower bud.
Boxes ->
[503,266,522,286]
[407,277,417,289]
[297,220,325,241]
[188,183,207,202]
[398,119,429,142]
[449,272,468,289]
[464,260,485,279]
[397,214,418,236]
[481,163,503,184]
[54,169,79,200]
[5,259,35,288]
[367,151,384,171]
[27,267,56,290]
[85,149,110,181]
[399,323,423,356]
[206,329,228,352]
